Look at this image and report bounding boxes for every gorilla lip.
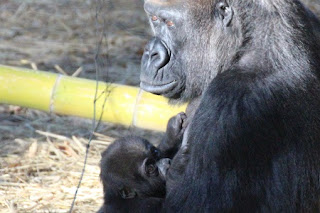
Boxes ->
[140,81,177,94]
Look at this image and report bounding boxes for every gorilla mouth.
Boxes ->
[140,81,177,95]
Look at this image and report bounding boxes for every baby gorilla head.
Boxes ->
[99,136,170,213]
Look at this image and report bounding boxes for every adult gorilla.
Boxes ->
[140,0,320,212]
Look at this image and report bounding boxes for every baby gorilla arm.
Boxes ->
[157,112,187,158]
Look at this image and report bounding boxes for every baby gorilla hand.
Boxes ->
[158,112,187,158]
[166,112,187,143]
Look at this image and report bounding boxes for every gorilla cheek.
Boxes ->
[140,37,180,96]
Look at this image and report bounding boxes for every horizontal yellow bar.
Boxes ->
[0,66,57,111]
[0,65,187,131]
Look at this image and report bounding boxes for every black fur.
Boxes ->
[140,0,320,212]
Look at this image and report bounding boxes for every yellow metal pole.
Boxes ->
[0,65,187,132]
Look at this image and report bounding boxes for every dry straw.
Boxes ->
[0,130,114,212]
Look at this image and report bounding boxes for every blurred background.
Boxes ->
[0,0,319,212]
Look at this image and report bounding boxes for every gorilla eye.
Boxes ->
[151,15,158,21]
[166,20,174,27]
[146,164,156,174]
[145,159,158,176]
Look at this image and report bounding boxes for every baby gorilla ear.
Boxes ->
[119,186,137,199]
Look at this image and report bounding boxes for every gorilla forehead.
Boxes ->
[102,137,151,175]
[144,0,212,13]
[144,0,187,21]
[144,0,281,11]
[145,0,182,7]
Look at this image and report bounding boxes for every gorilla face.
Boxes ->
[140,1,187,99]
[100,136,169,199]
[141,0,239,102]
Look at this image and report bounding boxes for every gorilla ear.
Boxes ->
[119,186,137,199]
[216,1,233,27]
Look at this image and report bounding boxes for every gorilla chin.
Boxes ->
[140,80,178,95]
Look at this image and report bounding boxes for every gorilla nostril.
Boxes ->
[150,52,159,60]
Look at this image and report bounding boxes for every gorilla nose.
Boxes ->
[144,37,170,70]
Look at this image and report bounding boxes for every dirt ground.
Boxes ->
[0,0,320,212]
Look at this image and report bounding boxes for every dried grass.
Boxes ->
[0,104,162,213]
[0,130,115,213]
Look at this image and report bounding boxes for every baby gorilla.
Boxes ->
[98,113,186,213]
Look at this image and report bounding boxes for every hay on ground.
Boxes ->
[0,130,115,213]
